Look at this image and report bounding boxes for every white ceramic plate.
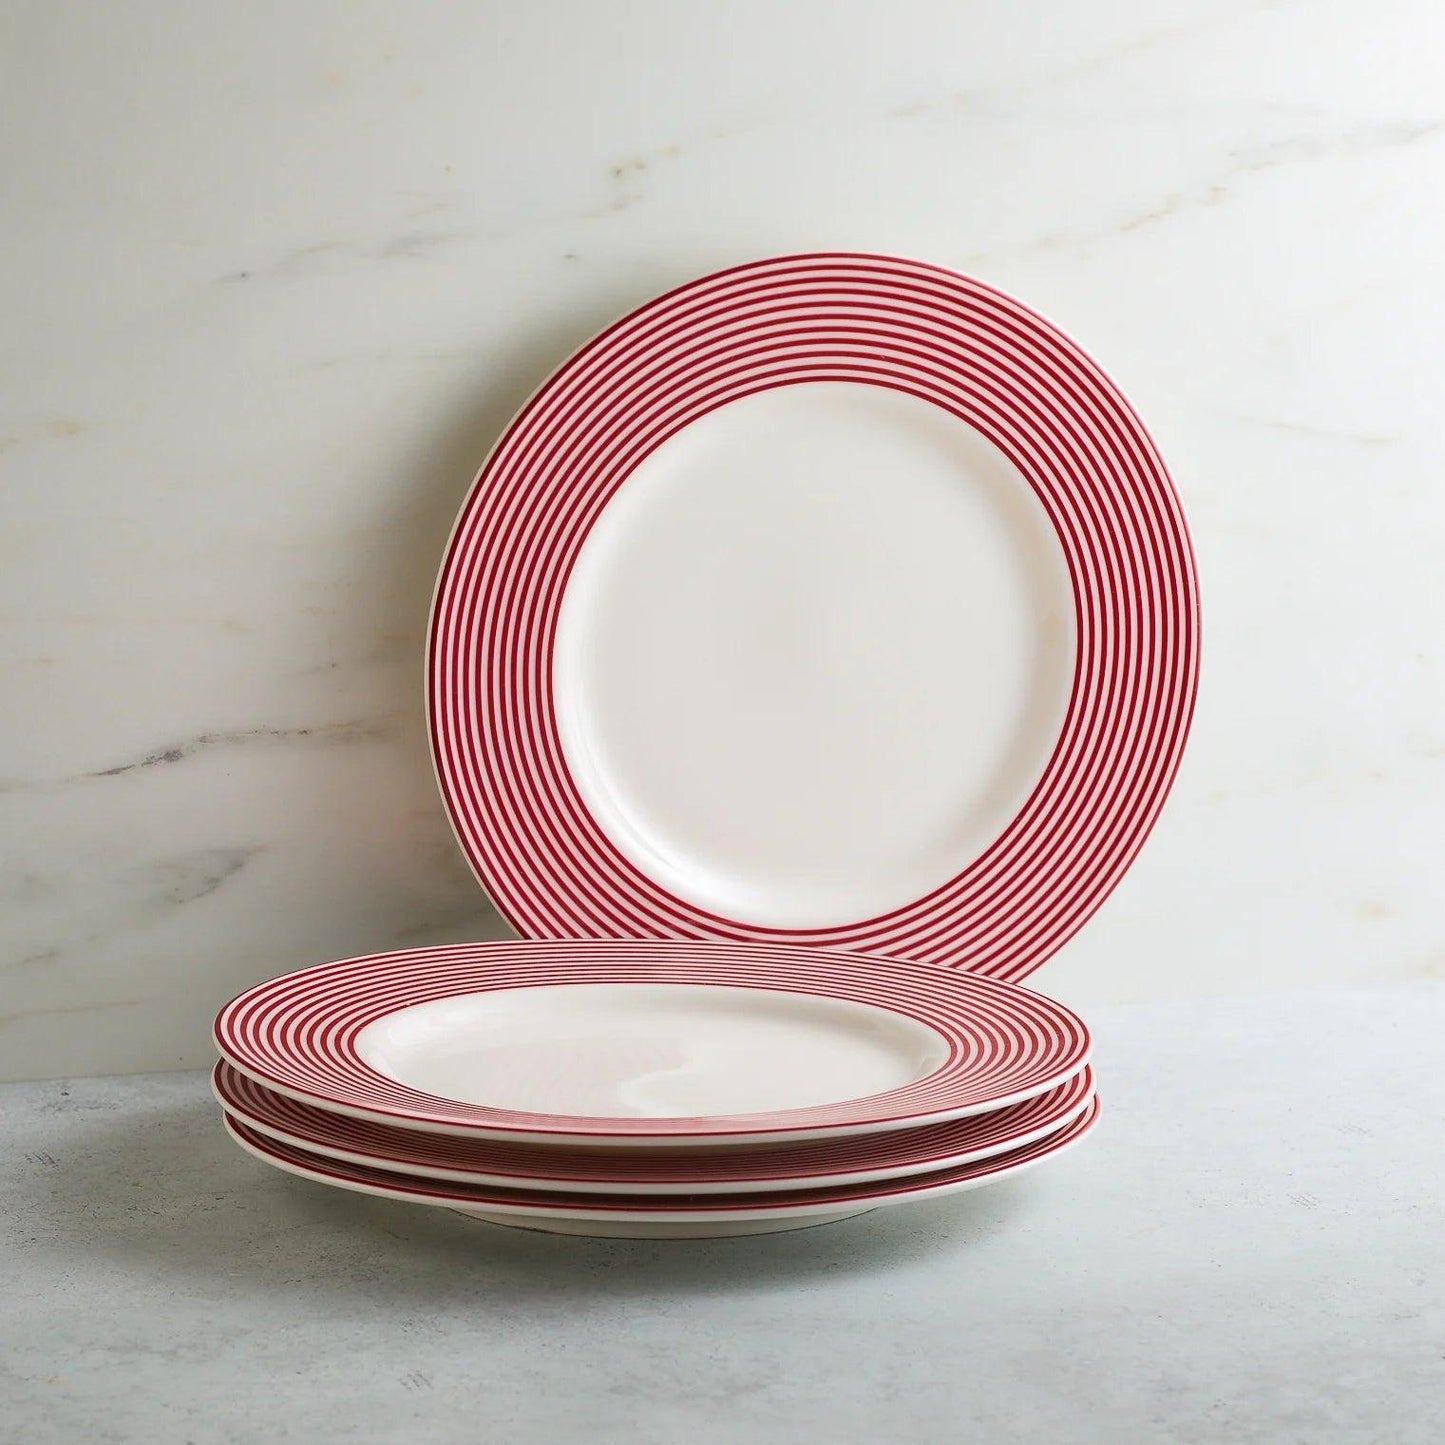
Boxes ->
[223,1096,1101,1239]
[429,252,1199,979]
[213,941,1090,1145]
[213,1059,1096,1194]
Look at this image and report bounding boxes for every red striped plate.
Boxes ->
[213,1058,1094,1194]
[213,941,1090,1144]
[428,252,1198,977]
[223,1097,1101,1232]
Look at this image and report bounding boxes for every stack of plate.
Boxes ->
[213,941,1098,1236]
[213,254,1198,1239]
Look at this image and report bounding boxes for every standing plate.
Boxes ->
[429,253,1198,977]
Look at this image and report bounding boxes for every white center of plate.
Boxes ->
[553,380,1075,928]
[354,983,949,1118]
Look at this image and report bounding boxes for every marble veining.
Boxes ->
[957,116,1445,266]
[3,716,399,794]
[3,0,1445,1079]
[8,846,264,974]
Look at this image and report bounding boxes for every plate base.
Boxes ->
[451,1205,876,1239]
[355,981,946,1118]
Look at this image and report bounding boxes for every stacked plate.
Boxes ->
[214,941,1098,1236]
[213,254,1198,1238]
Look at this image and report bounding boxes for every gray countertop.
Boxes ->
[4,984,1442,1444]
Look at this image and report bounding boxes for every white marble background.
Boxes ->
[3,0,1443,1081]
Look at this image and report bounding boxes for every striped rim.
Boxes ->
[213,1058,1095,1194]
[224,1096,1101,1221]
[427,252,1199,978]
[212,941,1091,1143]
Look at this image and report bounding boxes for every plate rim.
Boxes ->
[212,1057,1097,1194]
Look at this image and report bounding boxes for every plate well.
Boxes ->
[554,381,1075,928]
[355,981,951,1118]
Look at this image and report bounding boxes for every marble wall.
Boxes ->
[4,0,1444,1080]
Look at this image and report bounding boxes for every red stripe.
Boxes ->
[223,1095,1102,1218]
[214,1058,1095,1192]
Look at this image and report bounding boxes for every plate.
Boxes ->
[213,1059,1095,1194]
[428,252,1198,978]
[213,940,1090,1145]
[223,1097,1101,1239]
